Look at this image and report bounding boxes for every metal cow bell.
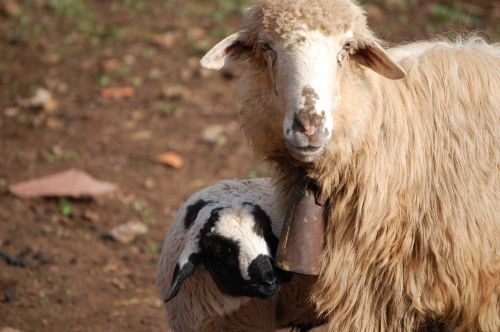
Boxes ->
[276,178,326,275]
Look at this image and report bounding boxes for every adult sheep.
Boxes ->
[156,179,322,331]
[200,0,500,331]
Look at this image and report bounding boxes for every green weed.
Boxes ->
[144,218,158,226]
[142,48,156,60]
[159,103,174,115]
[122,0,146,11]
[132,76,143,87]
[48,0,92,18]
[59,198,74,216]
[149,244,162,254]
[65,287,74,296]
[100,75,111,86]
[117,67,131,77]
[247,164,269,179]
[148,68,162,80]
[44,146,77,163]
[40,295,50,306]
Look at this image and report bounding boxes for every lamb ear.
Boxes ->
[350,39,406,80]
[165,254,202,302]
[200,31,252,70]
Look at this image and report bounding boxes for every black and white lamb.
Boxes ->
[156,178,323,332]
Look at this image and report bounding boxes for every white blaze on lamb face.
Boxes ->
[215,204,271,280]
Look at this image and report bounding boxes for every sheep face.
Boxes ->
[266,28,348,163]
[202,27,344,163]
[201,0,406,163]
[166,203,280,302]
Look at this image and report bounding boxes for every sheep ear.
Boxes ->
[165,254,202,302]
[200,31,252,70]
[350,39,406,80]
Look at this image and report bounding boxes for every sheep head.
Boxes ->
[166,203,281,302]
[201,0,406,163]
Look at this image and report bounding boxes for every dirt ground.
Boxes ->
[1,1,498,331]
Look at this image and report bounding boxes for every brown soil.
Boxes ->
[0,1,498,331]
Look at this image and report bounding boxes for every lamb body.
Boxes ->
[156,179,321,331]
[201,1,500,331]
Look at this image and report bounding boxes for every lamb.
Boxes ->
[200,1,500,331]
[156,178,323,331]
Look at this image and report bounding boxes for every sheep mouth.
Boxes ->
[286,141,325,163]
[244,282,280,299]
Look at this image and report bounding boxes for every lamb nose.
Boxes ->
[260,274,277,286]
[261,278,276,286]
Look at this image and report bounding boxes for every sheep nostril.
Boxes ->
[248,255,279,289]
[292,114,321,137]
[260,275,277,287]
[292,115,305,132]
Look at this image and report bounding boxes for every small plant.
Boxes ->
[141,48,156,60]
[40,295,50,306]
[65,287,74,296]
[159,103,174,115]
[117,67,131,77]
[149,244,162,254]
[148,68,162,80]
[44,146,77,163]
[122,0,146,11]
[144,218,157,226]
[43,145,76,163]
[132,200,147,214]
[132,76,143,87]
[59,198,73,216]
[247,164,269,179]
[100,75,111,86]
[90,24,124,46]
[48,0,92,19]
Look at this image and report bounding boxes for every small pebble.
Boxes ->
[109,221,148,244]
[83,209,100,223]
[33,251,52,265]
[144,178,156,190]
[3,289,17,303]
[4,107,19,117]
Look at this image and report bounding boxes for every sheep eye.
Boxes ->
[257,42,275,55]
[337,43,351,67]
[259,42,276,68]
[260,42,272,52]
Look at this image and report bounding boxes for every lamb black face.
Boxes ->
[201,234,279,299]
[199,207,280,299]
[167,202,282,302]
